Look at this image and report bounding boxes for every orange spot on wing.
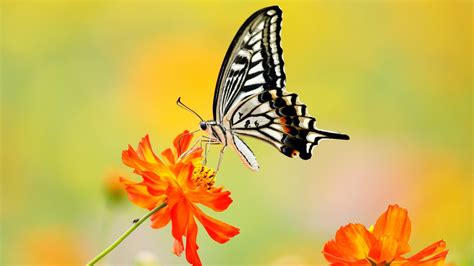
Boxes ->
[291,150,299,157]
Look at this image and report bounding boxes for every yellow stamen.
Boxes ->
[192,166,216,190]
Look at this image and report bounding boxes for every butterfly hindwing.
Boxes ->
[230,89,349,160]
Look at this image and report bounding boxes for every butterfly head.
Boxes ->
[199,121,208,131]
[199,120,219,136]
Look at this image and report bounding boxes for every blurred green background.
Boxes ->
[1,1,472,265]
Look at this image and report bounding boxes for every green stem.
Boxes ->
[87,202,167,265]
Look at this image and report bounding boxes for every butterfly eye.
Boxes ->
[199,122,207,130]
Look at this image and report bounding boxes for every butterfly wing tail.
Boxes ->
[313,128,350,141]
[276,123,349,161]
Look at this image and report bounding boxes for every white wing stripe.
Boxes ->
[231,63,246,71]
[270,33,277,42]
[243,32,251,42]
[272,54,280,64]
[252,41,261,51]
[270,15,277,23]
[275,67,281,76]
[270,43,278,51]
[244,73,265,86]
[260,127,283,141]
[255,21,265,31]
[270,23,277,33]
[248,32,262,46]
[251,52,263,63]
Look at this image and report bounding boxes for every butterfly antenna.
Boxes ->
[177,97,204,122]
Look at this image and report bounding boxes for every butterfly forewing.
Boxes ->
[213,6,286,122]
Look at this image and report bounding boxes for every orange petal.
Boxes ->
[122,146,151,171]
[122,139,170,175]
[137,135,161,163]
[186,189,233,212]
[323,240,344,264]
[176,164,194,188]
[408,251,448,266]
[173,238,184,257]
[185,216,202,266]
[141,171,171,195]
[392,249,448,266]
[179,147,203,164]
[170,199,190,242]
[174,130,193,157]
[322,224,375,264]
[161,148,175,165]
[119,177,160,209]
[372,205,411,256]
[323,240,371,265]
[150,204,171,229]
[191,205,239,244]
[368,235,399,263]
[405,240,448,265]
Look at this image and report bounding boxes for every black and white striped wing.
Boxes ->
[228,89,350,160]
[214,6,349,162]
[213,6,285,123]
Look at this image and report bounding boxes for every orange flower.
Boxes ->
[323,205,448,265]
[120,131,239,266]
[103,170,127,206]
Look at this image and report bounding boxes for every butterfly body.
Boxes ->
[199,6,349,171]
[200,120,260,170]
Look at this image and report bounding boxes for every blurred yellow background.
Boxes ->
[1,1,472,265]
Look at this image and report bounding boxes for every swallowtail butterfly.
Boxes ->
[184,6,349,171]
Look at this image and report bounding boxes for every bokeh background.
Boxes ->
[1,1,472,265]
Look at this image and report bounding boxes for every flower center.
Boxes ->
[192,166,216,190]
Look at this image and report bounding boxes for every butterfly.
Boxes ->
[179,6,349,171]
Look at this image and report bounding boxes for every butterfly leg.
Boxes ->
[177,136,206,160]
[215,146,227,173]
[200,137,220,166]
[187,135,206,151]
[203,137,211,165]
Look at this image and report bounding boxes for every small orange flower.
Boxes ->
[323,205,448,265]
[120,131,239,266]
[103,171,127,206]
